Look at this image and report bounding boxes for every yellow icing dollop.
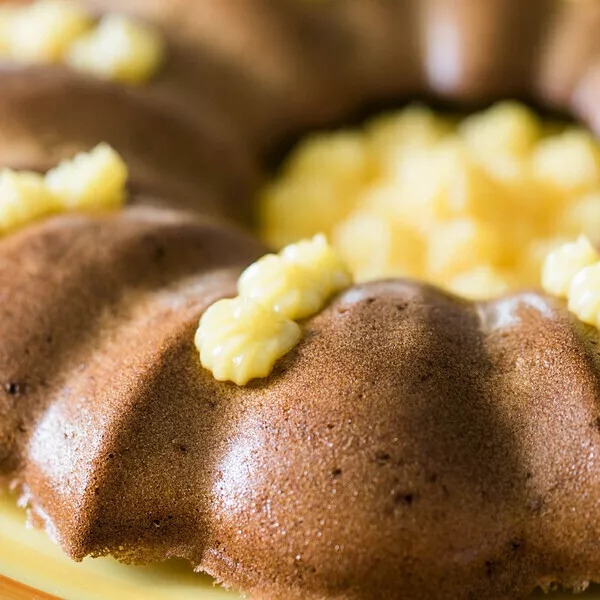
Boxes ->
[532,130,600,193]
[238,233,352,320]
[541,236,600,326]
[46,143,128,210]
[568,264,600,326]
[0,144,127,234]
[195,297,301,386]
[0,170,60,234]
[65,14,164,85]
[195,235,352,385]
[259,102,600,300]
[0,1,163,84]
[541,235,600,297]
[3,0,91,63]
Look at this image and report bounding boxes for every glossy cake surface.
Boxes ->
[3,1,600,599]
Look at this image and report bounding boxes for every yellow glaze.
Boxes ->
[196,235,351,385]
[259,102,600,299]
[66,14,164,85]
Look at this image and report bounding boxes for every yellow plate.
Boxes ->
[0,493,238,600]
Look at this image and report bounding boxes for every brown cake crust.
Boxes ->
[204,282,600,599]
[3,1,600,599]
[83,0,424,148]
[5,224,600,599]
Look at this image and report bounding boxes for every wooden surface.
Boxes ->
[0,575,60,600]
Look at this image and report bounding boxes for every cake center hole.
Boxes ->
[256,102,600,300]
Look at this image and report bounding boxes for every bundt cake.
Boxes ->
[4,1,600,599]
